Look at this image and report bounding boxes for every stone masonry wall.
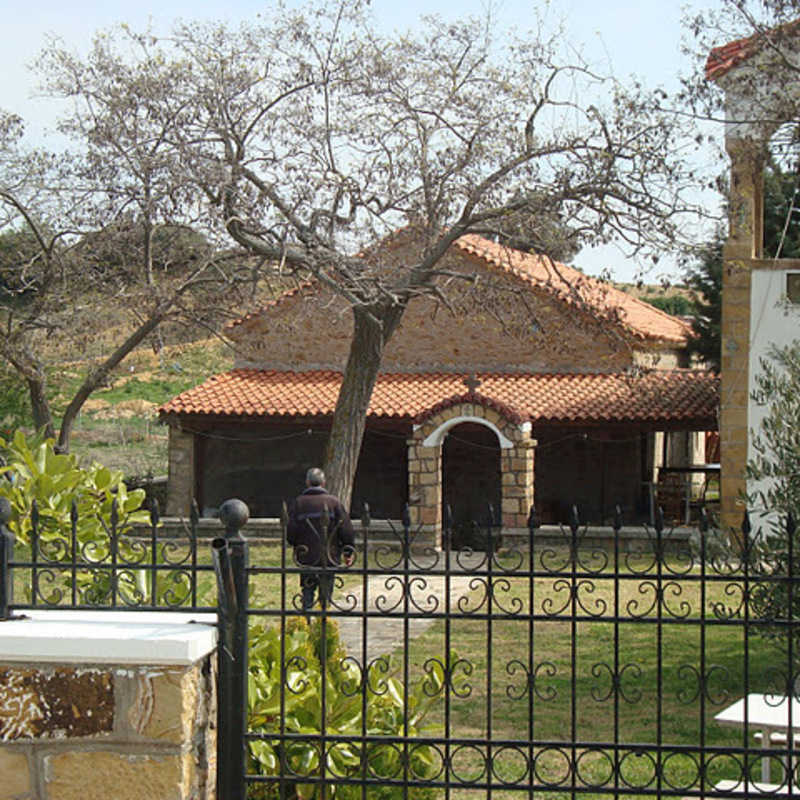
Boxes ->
[720,137,763,533]
[166,426,196,517]
[231,248,650,375]
[0,658,215,800]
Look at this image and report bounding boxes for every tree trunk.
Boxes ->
[323,303,403,509]
[56,310,168,452]
[2,347,56,440]
[25,373,56,441]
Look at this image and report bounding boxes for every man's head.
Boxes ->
[306,467,325,487]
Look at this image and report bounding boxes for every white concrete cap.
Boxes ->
[0,609,218,665]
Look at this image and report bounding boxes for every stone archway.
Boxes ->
[407,400,535,541]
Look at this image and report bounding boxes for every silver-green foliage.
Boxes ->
[746,342,800,659]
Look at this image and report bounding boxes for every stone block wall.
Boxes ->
[0,658,215,800]
[500,438,535,529]
[720,256,752,532]
[719,137,763,533]
[230,250,639,375]
[166,426,196,517]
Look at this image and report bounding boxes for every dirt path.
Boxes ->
[333,555,486,662]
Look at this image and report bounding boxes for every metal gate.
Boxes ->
[213,503,800,800]
[3,496,799,799]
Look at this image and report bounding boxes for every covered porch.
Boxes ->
[159,368,719,535]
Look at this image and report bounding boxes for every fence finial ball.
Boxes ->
[0,497,10,526]
[219,498,250,531]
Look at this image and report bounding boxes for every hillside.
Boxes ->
[51,338,233,479]
[614,282,697,318]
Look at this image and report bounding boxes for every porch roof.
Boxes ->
[159,369,719,428]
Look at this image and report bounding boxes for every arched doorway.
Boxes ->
[441,422,502,531]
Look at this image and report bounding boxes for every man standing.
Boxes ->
[286,467,355,617]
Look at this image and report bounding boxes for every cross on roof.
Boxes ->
[463,374,482,393]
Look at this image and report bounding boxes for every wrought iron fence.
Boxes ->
[3,492,800,800]
[219,502,800,800]
[0,495,212,616]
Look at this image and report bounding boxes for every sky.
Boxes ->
[0,0,727,283]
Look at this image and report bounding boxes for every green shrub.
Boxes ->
[0,429,147,544]
[0,430,157,604]
[247,618,445,800]
[746,342,800,664]
[0,366,30,438]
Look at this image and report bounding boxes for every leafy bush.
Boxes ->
[247,618,446,800]
[0,430,152,603]
[0,366,30,438]
[746,342,800,664]
[0,429,147,544]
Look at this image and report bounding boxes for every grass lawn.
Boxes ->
[382,551,789,799]
[51,337,234,477]
[226,546,794,798]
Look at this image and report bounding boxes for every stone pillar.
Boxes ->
[721,137,764,533]
[166,425,196,517]
[407,438,442,543]
[0,610,217,800]
[501,433,535,529]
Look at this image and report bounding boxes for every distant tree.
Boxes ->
[74,218,210,283]
[681,165,800,374]
[763,162,800,259]
[0,227,49,299]
[643,294,693,317]
[685,235,723,372]
[0,28,259,453]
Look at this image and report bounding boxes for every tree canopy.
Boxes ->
[0,28,262,452]
[160,1,702,503]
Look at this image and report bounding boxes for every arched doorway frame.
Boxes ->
[408,400,535,542]
[422,414,515,449]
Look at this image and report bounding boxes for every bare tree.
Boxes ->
[0,28,257,453]
[167,1,702,504]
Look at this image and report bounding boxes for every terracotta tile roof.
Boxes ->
[453,235,691,345]
[159,369,719,425]
[706,34,760,81]
[225,234,692,345]
[706,19,800,81]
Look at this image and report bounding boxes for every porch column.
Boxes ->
[501,428,536,530]
[166,425,195,517]
[407,437,442,542]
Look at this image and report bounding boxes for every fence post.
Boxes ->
[214,498,250,800]
[0,497,13,620]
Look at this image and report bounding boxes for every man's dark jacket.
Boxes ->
[287,486,355,567]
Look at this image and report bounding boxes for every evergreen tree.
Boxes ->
[685,236,723,372]
[763,162,800,259]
